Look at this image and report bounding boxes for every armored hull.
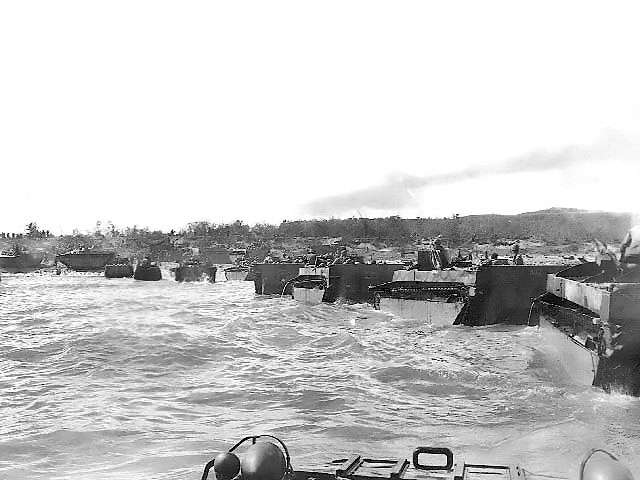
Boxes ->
[224,266,249,281]
[292,285,325,304]
[104,263,134,278]
[201,434,633,480]
[203,435,525,480]
[134,264,162,281]
[289,267,329,305]
[535,307,601,386]
[253,263,400,301]
[175,263,216,282]
[371,265,564,326]
[371,269,475,325]
[56,251,115,272]
[529,262,640,395]
[378,296,467,326]
[253,263,303,296]
[0,252,45,272]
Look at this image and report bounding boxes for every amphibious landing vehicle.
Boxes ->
[202,435,634,480]
[56,250,115,272]
[287,266,330,304]
[252,263,401,303]
[224,266,250,281]
[370,268,476,325]
[528,259,640,395]
[175,260,217,282]
[134,258,162,281]
[104,257,134,278]
[369,250,564,326]
[0,249,45,273]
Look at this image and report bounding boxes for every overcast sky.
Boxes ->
[2,1,639,234]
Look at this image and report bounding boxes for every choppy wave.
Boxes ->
[1,274,639,479]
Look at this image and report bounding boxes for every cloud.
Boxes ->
[301,129,640,217]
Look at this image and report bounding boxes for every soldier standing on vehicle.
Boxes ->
[511,240,520,264]
[620,225,640,266]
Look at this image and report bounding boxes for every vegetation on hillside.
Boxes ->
[278,209,631,246]
[0,209,632,260]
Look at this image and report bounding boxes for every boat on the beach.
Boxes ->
[56,249,115,272]
[134,258,162,281]
[175,260,216,282]
[202,435,633,480]
[0,248,45,272]
[288,267,330,304]
[104,257,134,278]
[528,259,640,395]
[224,266,250,281]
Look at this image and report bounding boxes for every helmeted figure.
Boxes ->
[620,225,640,265]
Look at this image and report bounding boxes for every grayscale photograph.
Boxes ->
[1,2,639,480]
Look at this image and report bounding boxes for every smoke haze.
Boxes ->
[302,129,640,217]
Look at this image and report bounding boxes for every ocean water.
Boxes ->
[1,273,639,480]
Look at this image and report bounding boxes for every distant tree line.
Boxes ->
[277,209,632,246]
[182,220,277,244]
[3,209,632,252]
